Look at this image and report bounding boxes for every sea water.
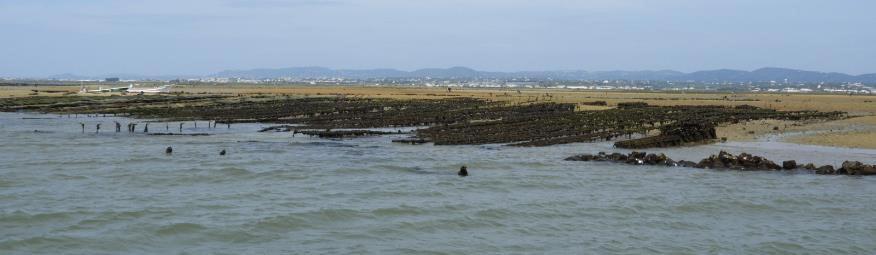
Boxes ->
[2,112,876,254]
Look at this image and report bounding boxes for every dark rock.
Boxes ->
[617,102,649,109]
[565,154,596,161]
[609,153,627,161]
[677,160,698,168]
[458,166,468,177]
[782,160,797,170]
[815,165,835,175]
[841,161,876,175]
[630,151,646,159]
[392,138,431,144]
[718,151,735,165]
[644,153,659,165]
[565,150,872,176]
[614,122,718,149]
[299,129,394,138]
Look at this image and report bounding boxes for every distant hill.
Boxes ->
[210,66,876,83]
[212,66,485,79]
[36,67,876,83]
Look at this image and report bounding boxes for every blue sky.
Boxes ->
[1,0,874,77]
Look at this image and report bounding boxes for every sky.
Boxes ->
[1,0,875,77]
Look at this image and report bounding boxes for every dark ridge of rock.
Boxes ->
[841,161,876,175]
[617,102,649,109]
[565,151,676,167]
[580,101,607,106]
[566,150,876,175]
[695,151,781,170]
[815,165,836,175]
[258,125,297,132]
[148,133,211,136]
[614,122,717,149]
[392,138,432,144]
[0,96,845,147]
[297,130,394,138]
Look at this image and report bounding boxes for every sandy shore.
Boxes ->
[781,116,876,149]
[716,116,876,149]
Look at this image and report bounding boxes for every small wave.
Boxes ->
[378,165,457,175]
[395,216,505,232]
[155,222,206,236]
[254,170,310,180]
[121,157,164,164]
[250,209,367,233]
[215,167,253,176]
[290,141,358,148]
[236,140,288,144]
[751,241,807,254]
[371,205,426,217]
[50,173,89,180]
[473,208,513,219]
[0,236,83,252]
[68,210,175,231]
[332,167,374,175]
[0,178,13,188]
[306,208,366,221]
[0,211,73,225]
[249,215,311,233]
[772,197,814,207]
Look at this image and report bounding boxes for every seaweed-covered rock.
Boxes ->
[815,165,836,175]
[568,150,781,171]
[840,161,876,175]
[615,122,717,149]
[565,150,871,176]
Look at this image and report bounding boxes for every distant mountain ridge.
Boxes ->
[211,66,876,83]
[35,67,876,83]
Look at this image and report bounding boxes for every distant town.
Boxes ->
[2,66,874,94]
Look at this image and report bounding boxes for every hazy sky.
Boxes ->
[1,0,875,77]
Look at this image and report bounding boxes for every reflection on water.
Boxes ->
[1,112,876,254]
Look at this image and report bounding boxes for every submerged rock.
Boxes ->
[458,166,468,177]
[695,151,781,171]
[815,165,836,175]
[783,160,797,170]
[840,161,876,175]
[565,150,872,176]
[298,130,394,138]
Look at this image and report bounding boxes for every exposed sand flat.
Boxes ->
[716,116,876,149]
[781,116,876,149]
[787,131,876,149]
[716,119,802,142]
[3,84,875,113]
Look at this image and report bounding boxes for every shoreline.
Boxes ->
[716,116,876,149]
[2,85,874,149]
